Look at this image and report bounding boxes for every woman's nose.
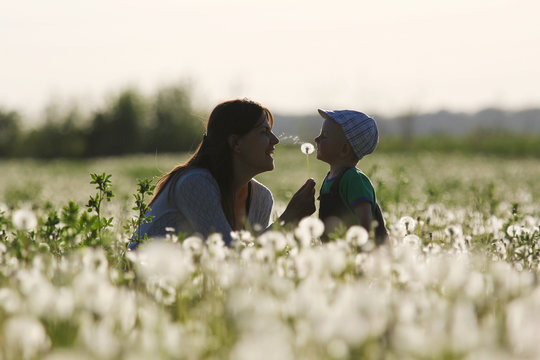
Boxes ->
[271,132,279,145]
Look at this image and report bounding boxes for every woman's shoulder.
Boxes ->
[180,167,212,177]
[251,178,273,200]
[176,167,217,187]
[170,167,223,210]
[171,168,221,199]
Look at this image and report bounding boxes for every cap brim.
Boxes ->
[317,109,333,121]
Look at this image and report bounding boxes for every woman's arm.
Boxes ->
[248,179,316,234]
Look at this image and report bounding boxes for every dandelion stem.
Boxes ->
[306,154,310,179]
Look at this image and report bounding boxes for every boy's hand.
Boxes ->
[279,179,316,224]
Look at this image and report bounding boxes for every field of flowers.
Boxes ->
[0,148,539,359]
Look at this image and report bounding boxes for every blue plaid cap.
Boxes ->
[318,109,379,160]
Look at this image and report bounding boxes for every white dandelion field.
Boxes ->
[0,148,539,360]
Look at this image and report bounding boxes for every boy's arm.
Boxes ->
[353,201,372,233]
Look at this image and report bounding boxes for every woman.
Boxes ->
[130,98,316,248]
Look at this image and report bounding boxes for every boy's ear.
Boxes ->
[341,142,353,157]
[228,134,240,153]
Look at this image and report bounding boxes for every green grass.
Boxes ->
[2,146,538,221]
[378,133,540,157]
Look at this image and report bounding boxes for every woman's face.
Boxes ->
[234,114,279,175]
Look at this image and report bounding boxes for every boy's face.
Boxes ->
[314,118,349,165]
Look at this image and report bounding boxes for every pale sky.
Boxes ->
[1,0,539,121]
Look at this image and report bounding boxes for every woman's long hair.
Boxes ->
[150,98,274,227]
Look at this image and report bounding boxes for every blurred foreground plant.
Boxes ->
[124,178,155,243]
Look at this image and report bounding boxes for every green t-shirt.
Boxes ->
[320,167,377,217]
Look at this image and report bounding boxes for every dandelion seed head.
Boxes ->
[361,239,376,252]
[346,226,369,247]
[300,142,315,155]
[148,280,176,305]
[38,242,50,252]
[450,301,479,351]
[79,314,120,359]
[444,258,472,292]
[216,264,239,289]
[523,215,537,229]
[294,250,315,279]
[258,231,287,251]
[231,230,254,246]
[327,338,349,359]
[486,215,505,233]
[207,232,225,247]
[391,221,408,238]
[506,224,522,237]
[423,242,441,255]
[392,323,431,353]
[316,284,385,345]
[0,288,22,314]
[402,234,421,249]
[298,217,325,238]
[12,207,38,231]
[72,270,117,316]
[207,233,227,259]
[53,287,75,320]
[231,323,295,360]
[134,241,193,287]
[324,244,347,275]
[399,216,417,232]
[294,226,312,248]
[464,271,485,299]
[125,250,138,264]
[81,248,108,275]
[3,315,51,359]
[256,247,275,263]
[182,235,204,255]
[241,247,256,261]
[162,324,186,358]
[24,277,59,317]
[445,225,463,238]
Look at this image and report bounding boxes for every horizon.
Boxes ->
[2,0,540,121]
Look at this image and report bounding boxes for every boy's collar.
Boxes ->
[326,166,356,181]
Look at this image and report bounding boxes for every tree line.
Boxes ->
[0,84,205,158]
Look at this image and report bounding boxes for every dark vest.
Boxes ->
[318,167,388,245]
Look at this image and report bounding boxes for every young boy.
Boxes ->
[314,109,387,243]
